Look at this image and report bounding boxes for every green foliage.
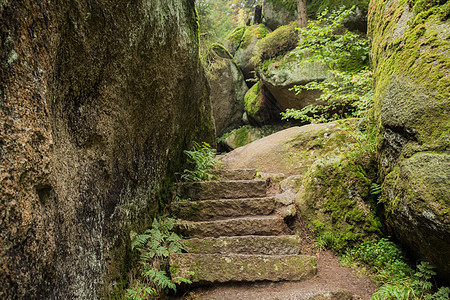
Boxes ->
[306,0,370,17]
[317,232,338,250]
[126,217,192,299]
[296,7,369,71]
[370,183,382,196]
[252,21,299,66]
[181,142,218,182]
[343,239,450,299]
[281,7,373,123]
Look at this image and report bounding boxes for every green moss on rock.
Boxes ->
[369,0,450,281]
[211,42,233,59]
[298,151,382,252]
[241,24,270,49]
[253,21,299,66]
[244,80,262,115]
[225,25,246,53]
[369,0,449,156]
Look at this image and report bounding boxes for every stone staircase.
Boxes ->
[169,169,317,284]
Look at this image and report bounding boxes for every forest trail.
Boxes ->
[170,169,377,299]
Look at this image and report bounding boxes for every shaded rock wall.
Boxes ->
[263,0,297,31]
[0,0,215,298]
[369,0,449,281]
[207,55,247,137]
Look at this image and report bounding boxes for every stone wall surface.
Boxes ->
[0,0,215,298]
[369,0,449,281]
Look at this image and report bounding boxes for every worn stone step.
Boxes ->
[212,168,257,180]
[180,215,290,238]
[169,253,317,284]
[190,285,353,300]
[171,197,276,221]
[177,180,267,200]
[185,235,301,255]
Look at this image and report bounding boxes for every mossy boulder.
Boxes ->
[0,0,215,298]
[298,154,382,251]
[224,25,246,55]
[253,21,299,66]
[206,44,248,137]
[259,52,329,111]
[369,0,450,280]
[221,119,360,176]
[211,43,233,59]
[263,0,297,30]
[251,21,328,111]
[381,153,450,280]
[243,80,282,125]
[235,24,270,81]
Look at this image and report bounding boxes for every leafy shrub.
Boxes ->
[126,217,192,299]
[343,238,450,299]
[252,21,299,66]
[181,142,218,182]
[307,0,370,18]
[343,238,413,280]
[281,7,373,123]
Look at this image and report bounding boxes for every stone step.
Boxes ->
[171,197,276,221]
[180,216,290,238]
[185,235,301,255]
[192,285,353,300]
[177,180,267,201]
[212,168,257,180]
[169,253,317,284]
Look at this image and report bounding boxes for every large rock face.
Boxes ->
[259,54,328,110]
[234,24,270,82]
[0,0,215,298]
[207,53,247,137]
[369,0,449,281]
[221,119,358,176]
[263,0,297,31]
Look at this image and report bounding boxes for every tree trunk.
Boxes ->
[297,0,307,28]
[254,5,262,24]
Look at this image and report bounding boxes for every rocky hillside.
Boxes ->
[0,0,214,298]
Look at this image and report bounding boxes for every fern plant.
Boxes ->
[181,141,219,182]
[126,217,192,299]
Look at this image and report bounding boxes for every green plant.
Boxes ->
[281,7,373,123]
[126,217,192,299]
[343,238,450,299]
[181,142,219,182]
[372,262,450,300]
[317,231,337,250]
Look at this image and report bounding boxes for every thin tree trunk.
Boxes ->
[254,5,262,24]
[297,0,307,28]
